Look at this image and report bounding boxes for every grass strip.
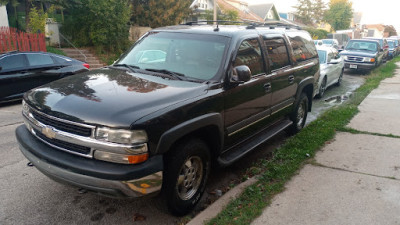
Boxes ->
[207,57,400,225]
[46,46,66,56]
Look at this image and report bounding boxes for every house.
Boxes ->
[0,5,9,27]
[189,0,264,23]
[248,3,280,21]
[365,24,386,38]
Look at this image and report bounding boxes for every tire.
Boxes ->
[316,77,327,98]
[288,93,309,135]
[336,69,344,86]
[162,138,211,216]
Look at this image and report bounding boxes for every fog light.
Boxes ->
[94,150,148,164]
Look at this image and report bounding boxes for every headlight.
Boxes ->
[343,56,348,60]
[95,127,147,144]
[363,57,375,62]
[95,127,149,164]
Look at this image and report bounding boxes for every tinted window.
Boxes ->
[287,32,318,63]
[263,37,290,71]
[26,54,54,66]
[53,56,72,64]
[0,55,28,71]
[234,39,264,76]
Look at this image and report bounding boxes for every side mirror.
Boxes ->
[231,65,251,84]
[328,59,339,64]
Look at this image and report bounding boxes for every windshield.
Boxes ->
[317,50,327,64]
[117,32,228,81]
[388,41,395,48]
[345,41,377,52]
[322,39,333,45]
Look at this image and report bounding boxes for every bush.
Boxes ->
[305,27,328,40]
[62,0,130,54]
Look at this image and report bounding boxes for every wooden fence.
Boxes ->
[0,27,46,53]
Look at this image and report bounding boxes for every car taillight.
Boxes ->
[83,63,90,69]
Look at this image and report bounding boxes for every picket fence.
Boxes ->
[0,27,46,53]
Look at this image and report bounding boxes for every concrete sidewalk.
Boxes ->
[252,63,400,225]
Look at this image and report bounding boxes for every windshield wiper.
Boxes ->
[113,64,140,72]
[145,68,187,81]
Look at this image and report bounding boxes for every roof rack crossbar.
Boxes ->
[180,20,302,30]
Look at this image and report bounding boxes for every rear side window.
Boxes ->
[0,54,28,71]
[263,37,290,71]
[26,54,54,66]
[234,39,264,76]
[287,32,318,63]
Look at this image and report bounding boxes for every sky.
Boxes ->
[245,0,400,34]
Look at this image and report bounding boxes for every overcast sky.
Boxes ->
[245,0,400,34]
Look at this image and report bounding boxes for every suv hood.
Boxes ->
[340,49,377,58]
[25,67,208,127]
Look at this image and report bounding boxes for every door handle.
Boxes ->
[264,83,271,92]
[288,75,295,84]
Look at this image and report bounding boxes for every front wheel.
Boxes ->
[336,69,344,86]
[162,139,211,216]
[316,77,327,98]
[288,93,309,135]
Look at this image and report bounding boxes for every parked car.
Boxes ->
[16,23,320,215]
[315,46,344,98]
[314,40,323,46]
[0,51,89,103]
[387,37,400,57]
[340,39,385,72]
[387,40,396,59]
[321,39,340,50]
[363,37,389,62]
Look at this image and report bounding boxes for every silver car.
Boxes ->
[315,46,345,98]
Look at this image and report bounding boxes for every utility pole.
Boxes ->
[213,0,217,25]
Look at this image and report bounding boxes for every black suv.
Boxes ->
[16,23,319,215]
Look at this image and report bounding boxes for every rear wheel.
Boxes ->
[162,139,211,216]
[288,93,309,135]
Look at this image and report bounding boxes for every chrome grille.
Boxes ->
[35,129,91,155]
[347,56,363,62]
[31,110,93,137]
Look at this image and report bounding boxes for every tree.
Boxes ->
[131,0,192,28]
[324,0,353,31]
[293,0,314,25]
[313,0,326,24]
[0,0,20,28]
[384,25,397,37]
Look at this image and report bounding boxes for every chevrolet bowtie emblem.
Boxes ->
[42,126,56,139]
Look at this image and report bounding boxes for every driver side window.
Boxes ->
[234,39,264,76]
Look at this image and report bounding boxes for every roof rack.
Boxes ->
[181,20,302,31]
[246,21,302,30]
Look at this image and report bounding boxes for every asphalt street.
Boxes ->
[0,72,364,225]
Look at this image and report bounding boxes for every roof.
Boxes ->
[248,3,274,19]
[365,24,385,31]
[216,0,264,22]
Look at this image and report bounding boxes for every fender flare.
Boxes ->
[155,113,224,154]
[295,77,314,111]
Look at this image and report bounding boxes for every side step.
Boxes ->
[218,119,293,166]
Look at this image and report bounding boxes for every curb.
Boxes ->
[187,177,258,225]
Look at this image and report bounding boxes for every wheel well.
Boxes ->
[302,84,313,111]
[166,125,221,163]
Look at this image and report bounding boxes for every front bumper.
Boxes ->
[344,61,375,70]
[16,125,163,198]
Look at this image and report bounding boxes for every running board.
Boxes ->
[218,119,293,166]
